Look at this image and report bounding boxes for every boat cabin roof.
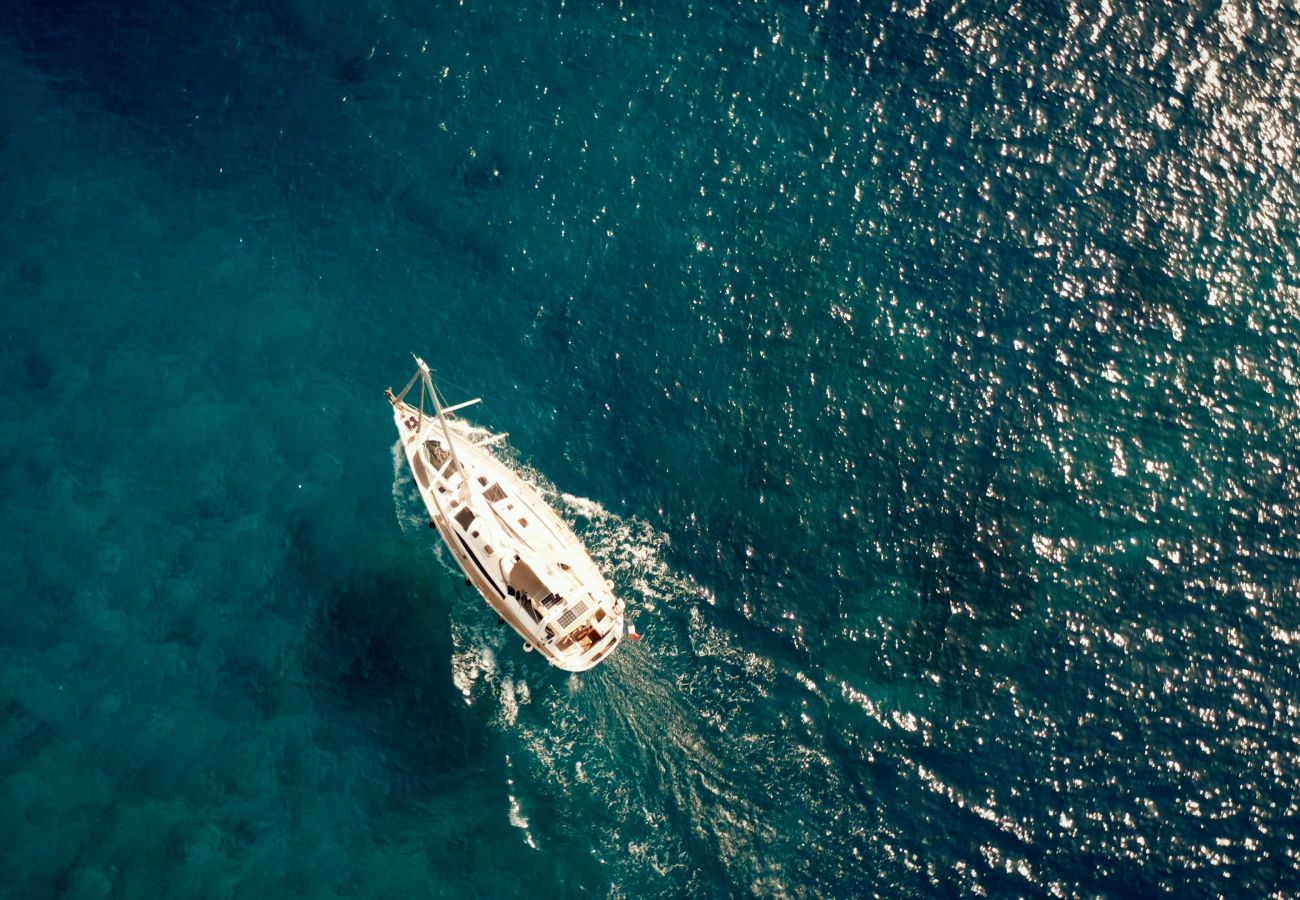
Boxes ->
[508,558,557,599]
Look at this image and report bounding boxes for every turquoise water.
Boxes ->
[3,0,1300,895]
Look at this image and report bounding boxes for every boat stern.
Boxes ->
[544,596,624,672]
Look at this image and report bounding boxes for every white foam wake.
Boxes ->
[393,432,779,883]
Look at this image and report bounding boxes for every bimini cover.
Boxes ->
[506,558,554,598]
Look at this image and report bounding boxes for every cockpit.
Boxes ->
[505,557,613,654]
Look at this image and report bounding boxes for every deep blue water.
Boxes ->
[3,0,1300,896]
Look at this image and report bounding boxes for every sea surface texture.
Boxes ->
[3,1,1299,896]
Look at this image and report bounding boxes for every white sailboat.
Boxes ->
[386,358,625,672]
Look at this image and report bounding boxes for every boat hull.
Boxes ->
[389,395,622,672]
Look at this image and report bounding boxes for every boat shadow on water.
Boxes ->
[303,547,494,798]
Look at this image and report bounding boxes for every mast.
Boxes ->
[415,356,471,504]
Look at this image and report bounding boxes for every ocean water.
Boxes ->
[2,0,1299,896]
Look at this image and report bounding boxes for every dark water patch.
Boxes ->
[22,350,53,393]
[14,259,44,297]
[396,185,504,280]
[334,52,370,87]
[307,558,490,794]
[1,697,56,761]
[451,141,514,195]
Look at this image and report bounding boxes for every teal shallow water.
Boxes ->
[3,1,1300,896]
